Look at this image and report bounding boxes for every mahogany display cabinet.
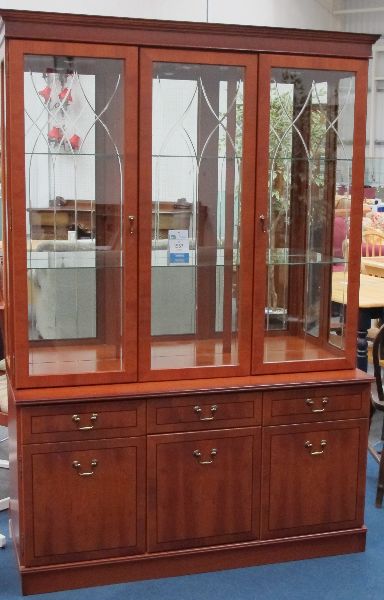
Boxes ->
[0,8,379,595]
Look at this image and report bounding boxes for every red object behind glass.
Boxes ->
[38,85,51,102]
[58,87,73,103]
[48,126,63,143]
[68,134,81,150]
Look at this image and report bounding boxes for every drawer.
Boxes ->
[262,385,369,426]
[21,399,146,443]
[147,391,262,433]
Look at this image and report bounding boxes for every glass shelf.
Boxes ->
[152,154,243,159]
[266,249,347,266]
[27,265,122,270]
[25,152,121,157]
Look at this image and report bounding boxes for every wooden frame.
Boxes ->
[7,39,139,389]
[252,54,369,375]
[138,48,257,381]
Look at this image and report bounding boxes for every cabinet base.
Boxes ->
[18,527,367,595]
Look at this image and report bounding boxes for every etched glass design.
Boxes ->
[264,68,355,364]
[151,63,244,370]
[24,55,124,376]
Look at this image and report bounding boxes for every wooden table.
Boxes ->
[332,271,384,371]
[361,255,384,277]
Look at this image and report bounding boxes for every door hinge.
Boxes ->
[20,533,25,558]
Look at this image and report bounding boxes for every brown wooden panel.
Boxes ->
[263,385,369,425]
[261,419,368,539]
[22,436,146,566]
[147,427,261,551]
[21,399,146,443]
[147,391,261,433]
[12,369,373,404]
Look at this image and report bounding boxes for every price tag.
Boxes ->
[168,229,190,264]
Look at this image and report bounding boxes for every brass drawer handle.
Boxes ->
[304,440,327,456]
[305,397,328,413]
[193,405,218,421]
[72,413,98,430]
[72,459,98,476]
[193,448,217,465]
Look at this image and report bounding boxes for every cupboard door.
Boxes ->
[253,55,368,375]
[9,40,138,388]
[261,419,368,539]
[139,49,258,381]
[22,437,146,566]
[147,427,261,551]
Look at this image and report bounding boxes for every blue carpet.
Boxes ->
[1,454,383,599]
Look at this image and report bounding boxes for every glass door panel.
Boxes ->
[264,66,355,364]
[24,54,125,376]
[150,61,244,371]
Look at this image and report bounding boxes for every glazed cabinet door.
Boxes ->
[7,40,138,388]
[138,49,258,381]
[147,427,261,551]
[261,419,368,539]
[22,437,146,566]
[253,55,368,374]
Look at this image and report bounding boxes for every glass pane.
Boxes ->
[24,55,124,375]
[264,67,355,363]
[151,62,243,370]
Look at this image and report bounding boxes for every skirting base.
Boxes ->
[18,527,367,595]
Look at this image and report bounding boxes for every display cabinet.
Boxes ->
[0,9,378,595]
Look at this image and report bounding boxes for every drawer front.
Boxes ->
[262,385,369,425]
[21,399,146,443]
[147,392,262,433]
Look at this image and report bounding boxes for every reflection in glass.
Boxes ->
[24,55,124,375]
[264,68,355,363]
[151,63,244,370]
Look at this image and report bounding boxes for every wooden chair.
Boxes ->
[0,359,8,548]
[360,229,384,338]
[370,324,384,507]
[362,228,384,258]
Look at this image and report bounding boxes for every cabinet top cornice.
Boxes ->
[0,8,379,58]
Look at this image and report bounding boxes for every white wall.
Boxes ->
[2,0,206,21]
[3,0,341,29]
[208,0,339,29]
[337,0,384,36]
